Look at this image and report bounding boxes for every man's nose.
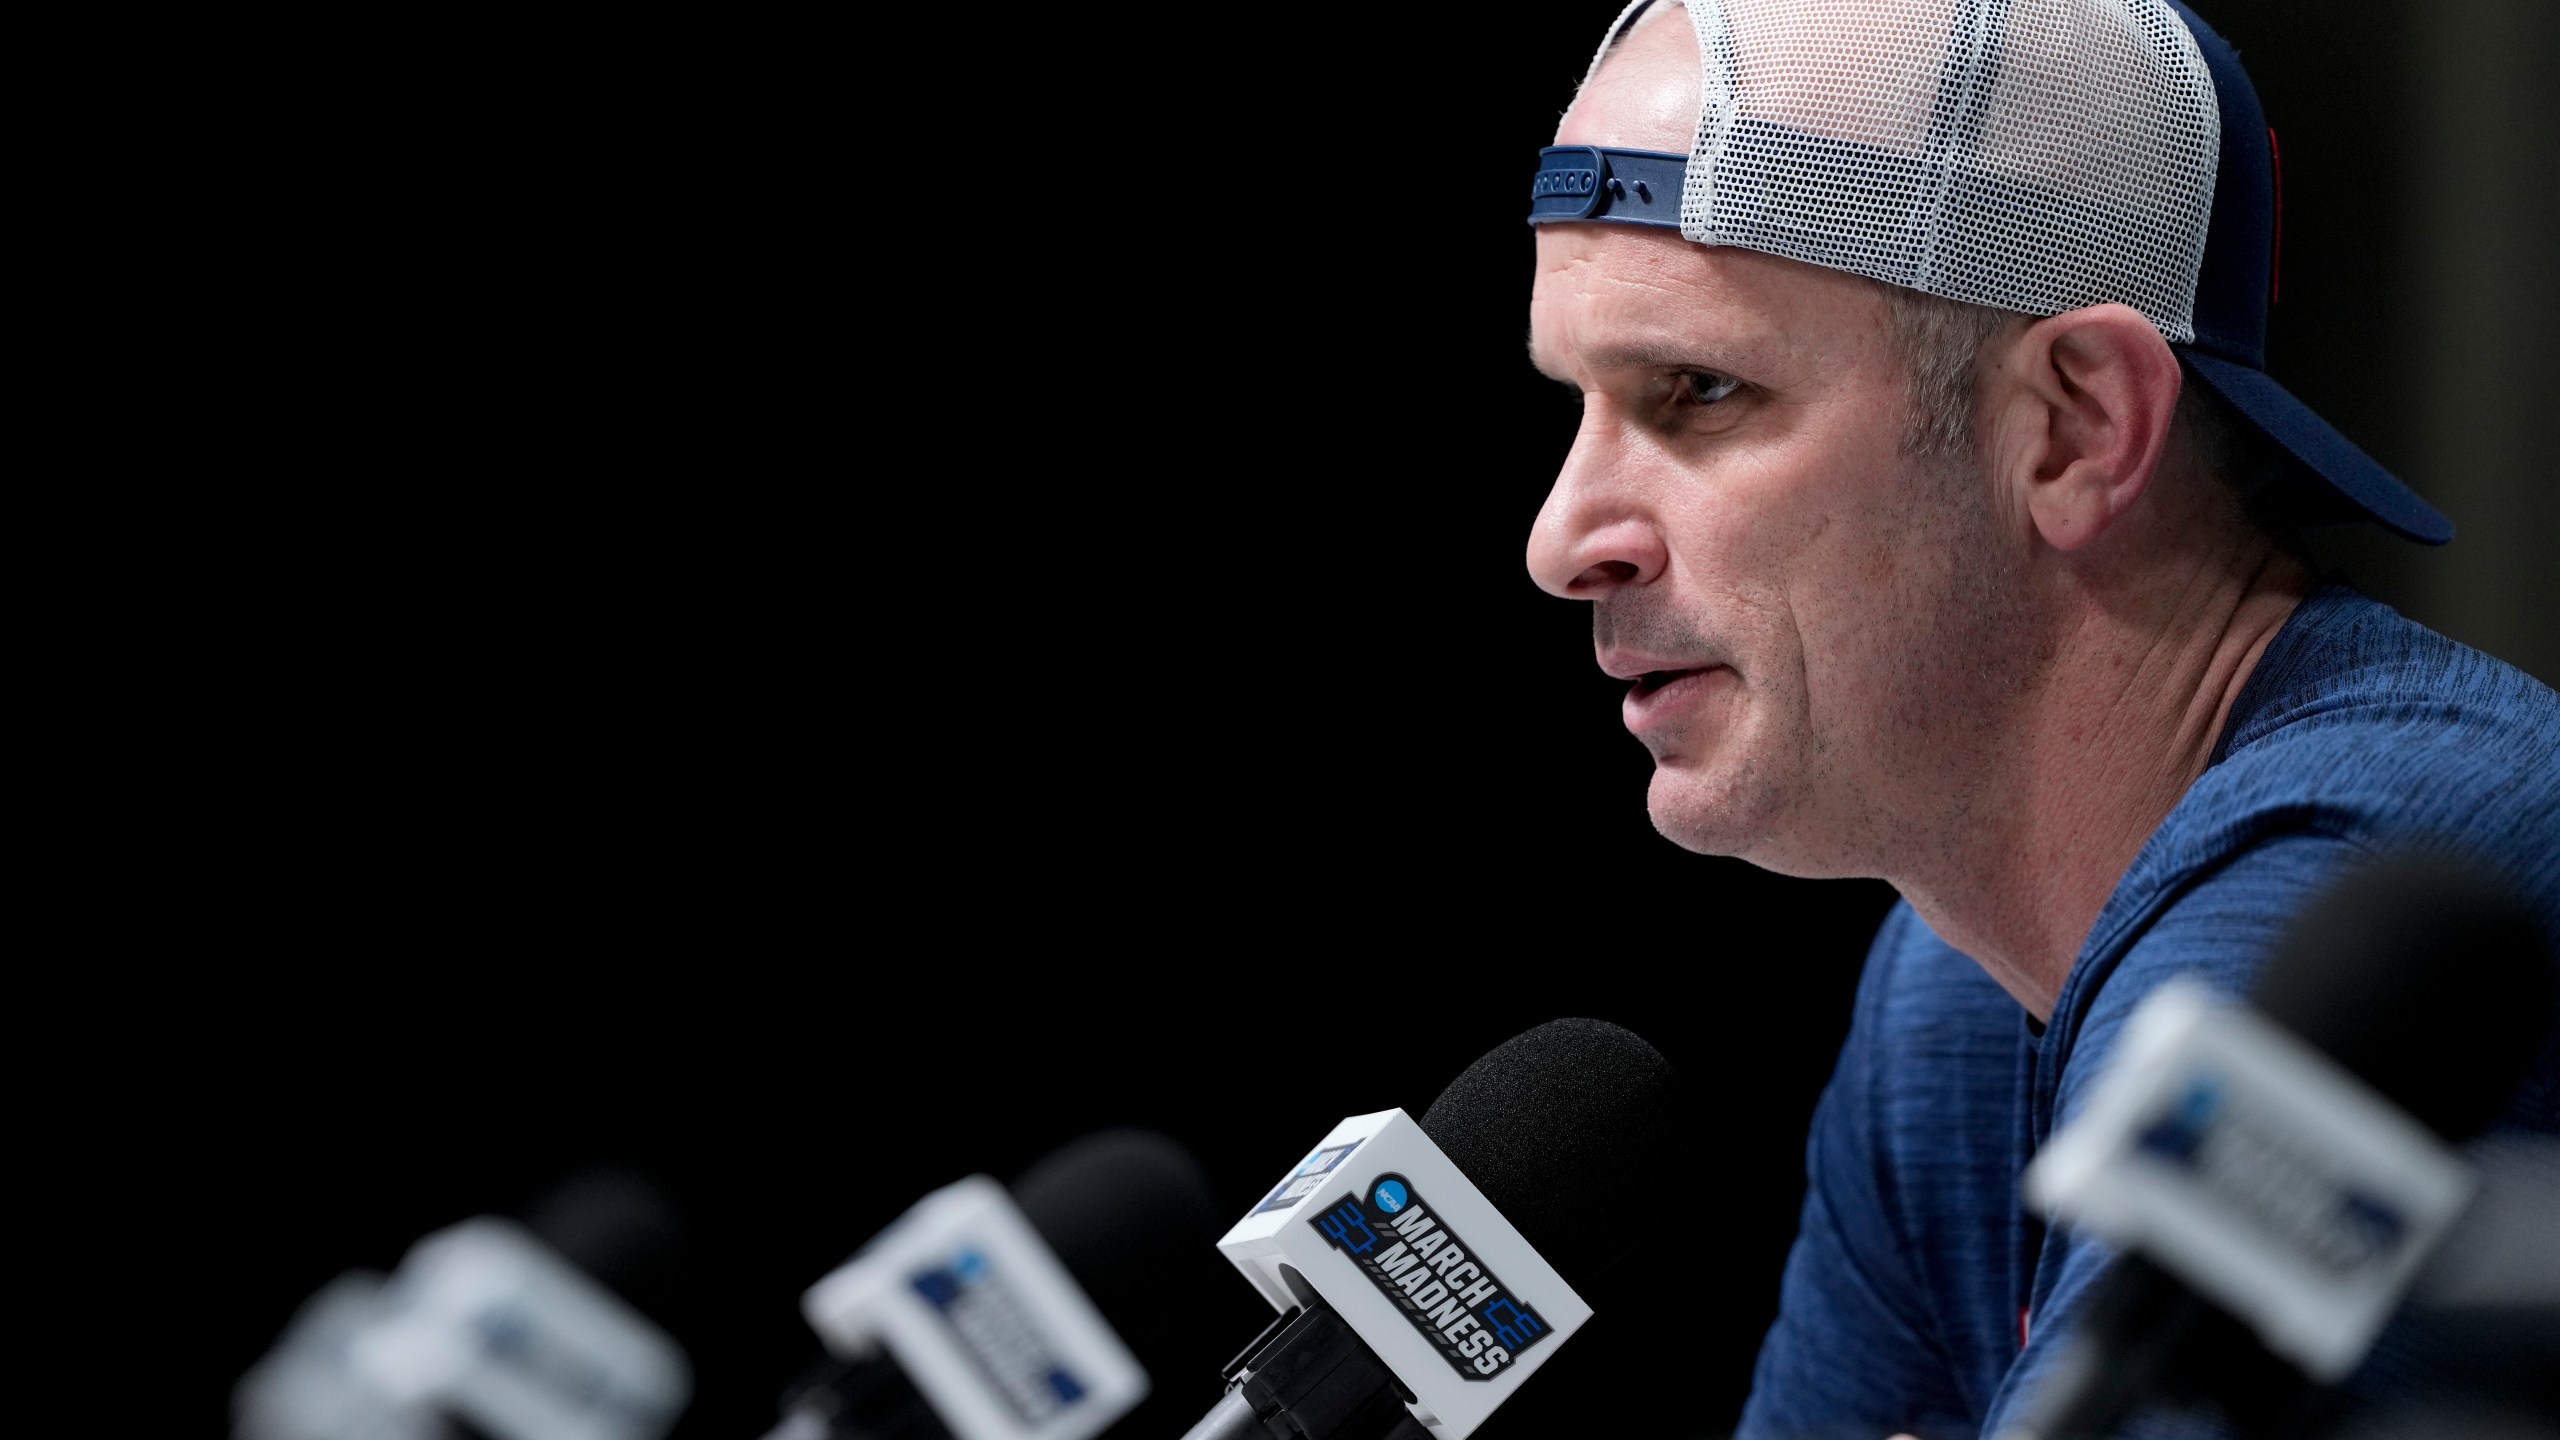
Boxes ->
[1525,418,1667,600]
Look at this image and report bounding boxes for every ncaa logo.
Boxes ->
[1311,1171,1555,1380]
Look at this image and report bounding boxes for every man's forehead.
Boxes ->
[1529,227,1891,384]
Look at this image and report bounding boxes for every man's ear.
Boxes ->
[1991,304,2183,553]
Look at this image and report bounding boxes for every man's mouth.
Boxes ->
[1620,664,1731,736]
[1632,667,1709,697]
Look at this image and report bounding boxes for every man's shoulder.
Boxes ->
[2116,585,2559,935]
[2211,583,2559,786]
[2055,587,2559,1124]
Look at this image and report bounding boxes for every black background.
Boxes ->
[182,3,2551,1438]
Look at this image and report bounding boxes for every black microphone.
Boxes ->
[771,1129,1224,1440]
[2008,853,2558,1440]
[1184,1017,1683,1440]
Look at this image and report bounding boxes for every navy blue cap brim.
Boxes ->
[2178,349,2453,545]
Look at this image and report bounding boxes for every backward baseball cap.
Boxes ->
[1527,0,2452,544]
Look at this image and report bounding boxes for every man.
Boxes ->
[1519,1,2558,1436]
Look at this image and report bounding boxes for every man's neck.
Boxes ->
[1896,543,2313,1022]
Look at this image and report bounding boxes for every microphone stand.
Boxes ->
[1182,1300,1432,1440]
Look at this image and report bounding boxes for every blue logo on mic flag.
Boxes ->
[1318,1199,1378,1254]
[2136,1076,2222,1164]
[2134,1070,2414,1274]
[910,1250,1088,1418]
[1311,1172,1552,1380]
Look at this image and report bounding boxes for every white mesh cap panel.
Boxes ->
[1599,0,2221,343]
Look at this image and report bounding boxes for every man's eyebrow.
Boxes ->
[1524,329,1746,387]
[1586,339,1738,371]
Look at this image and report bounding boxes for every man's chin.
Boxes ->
[1644,766,1770,859]
[1648,768,1873,879]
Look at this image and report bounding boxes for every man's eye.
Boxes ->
[1676,370,1742,406]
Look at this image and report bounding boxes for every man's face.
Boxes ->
[1526,225,2017,877]
[1522,7,2028,877]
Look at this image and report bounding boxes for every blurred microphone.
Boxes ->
[2323,1131,2560,1440]
[770,1129,1222,1440]
[1184,1017,1682,1440]
[234,1169,692,1440]
[2009,854,2558,1440]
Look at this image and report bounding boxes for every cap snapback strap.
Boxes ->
[1529,146,1687,227]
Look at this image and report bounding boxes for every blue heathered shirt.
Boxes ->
[1736,584,2560,1440]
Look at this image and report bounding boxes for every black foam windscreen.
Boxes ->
[1420,1017,1683,1280]
[519,1167,687,1323]
[1009,1129,1222,1343]
[2252,851,2557,1142]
